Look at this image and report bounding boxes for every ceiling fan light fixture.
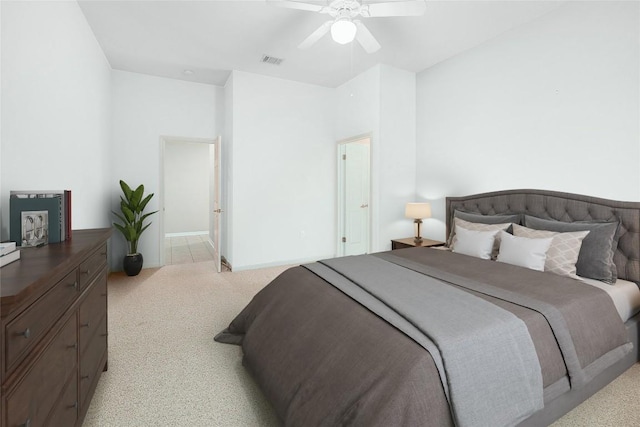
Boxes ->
[331,19,357,44]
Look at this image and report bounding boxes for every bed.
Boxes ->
[216,189,640,426]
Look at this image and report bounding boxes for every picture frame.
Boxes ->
[21,210,49,247]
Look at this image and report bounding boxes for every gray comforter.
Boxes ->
[215,248,631,427]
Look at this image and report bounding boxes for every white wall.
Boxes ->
[1,0,112,240]
[416,1,640,242]
[222,73,234,265]
[111,70,222,269]
[334,65,381,142]
[227,71,335,270]
[334,64,417,252]
[164,141,210,234]
[378,65,417,249]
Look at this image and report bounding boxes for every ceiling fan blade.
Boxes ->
[361,0,427,17]
[354,21,381,53]
[298,21,333,49]
[268,0,327,13]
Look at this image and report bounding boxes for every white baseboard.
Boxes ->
[165,231,209,238]
[230,254,335,272]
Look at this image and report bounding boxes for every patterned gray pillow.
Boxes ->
[512,224,589,279]
[524,215,619,284]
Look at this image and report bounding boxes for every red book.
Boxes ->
[65,190,72,239]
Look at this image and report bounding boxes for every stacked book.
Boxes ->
[9,190,72,247]
[0,242,20,268]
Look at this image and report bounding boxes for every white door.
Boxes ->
[210,137,222,272]
[340,139,370,256]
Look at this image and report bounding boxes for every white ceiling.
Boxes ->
[78,0,566,88]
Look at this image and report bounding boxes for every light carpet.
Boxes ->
[84,261,640,426]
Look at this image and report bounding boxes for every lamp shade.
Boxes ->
[331,19,357,44]
[405,202,431,219]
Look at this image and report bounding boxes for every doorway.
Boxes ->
[159,136,222,272]
[337,136,371,256]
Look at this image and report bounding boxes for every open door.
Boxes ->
[210,136,222,272]
[160,136,220,268]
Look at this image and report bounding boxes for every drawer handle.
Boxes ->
[20,419,31,427]
[81,269,91,275]
[101,251,107,256]
[67,343,78,349]
[68,401,78,409]
[68,281,78,289]
[81,322,90,328]
[18,328,31,339]
[81,375,90,380]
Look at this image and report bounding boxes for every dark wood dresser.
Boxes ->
[1,228,111,427]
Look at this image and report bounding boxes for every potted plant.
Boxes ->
[112,180,157,276]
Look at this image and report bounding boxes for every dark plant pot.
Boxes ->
[123,253,143,276]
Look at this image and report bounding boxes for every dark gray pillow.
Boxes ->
[524,215,620,283]
[448,211,522,246]
[454,210,522,225]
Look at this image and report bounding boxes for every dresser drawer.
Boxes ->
[79,269,107,355]
[79,244,107,291]
[5,270,79,372]
[46,371,78,427]
[6,314,78,427]
[79,329,107,408]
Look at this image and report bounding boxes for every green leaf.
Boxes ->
[113,223,127,237]
[131,185,144,211]
[122,205,135,223]
[139,223,152,236]
[125,224,137,241]
[139,193,154,212]
[139,211,158,223]
[112,211,127,224]
[120,180,133,201]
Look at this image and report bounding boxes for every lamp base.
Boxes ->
[413,219,423,244]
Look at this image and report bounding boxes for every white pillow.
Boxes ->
[452,226,499,260]
[450,218,513,260]
[497,231,553,271]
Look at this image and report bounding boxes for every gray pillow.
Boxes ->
[524,215,620,283]
[448,211,521,247]
[454,210,522,225]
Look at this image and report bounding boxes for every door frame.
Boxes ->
[158,135,221,270]
[336,133,372,257]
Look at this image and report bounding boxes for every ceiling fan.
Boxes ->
[271,0,427,53]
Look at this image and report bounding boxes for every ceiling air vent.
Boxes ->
[261,54,284,66]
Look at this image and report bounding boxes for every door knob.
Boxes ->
[213,209,223,213]
[360,204,369,208]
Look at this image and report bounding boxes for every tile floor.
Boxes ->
[164,234,215,265]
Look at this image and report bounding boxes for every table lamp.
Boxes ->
[405,202,432,243]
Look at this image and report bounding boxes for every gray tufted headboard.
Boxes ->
[446,189,640,284]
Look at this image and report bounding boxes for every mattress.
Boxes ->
[579,277,640,322]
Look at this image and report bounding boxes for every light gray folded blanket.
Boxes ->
[306,255,543,427]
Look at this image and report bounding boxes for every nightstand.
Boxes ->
[391,238,445,250]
